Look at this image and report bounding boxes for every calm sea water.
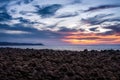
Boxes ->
[0,45,120,51]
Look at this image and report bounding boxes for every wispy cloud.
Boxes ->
[56,12,78,18]
[81,14,115,25]
[0,29,31,34]
[84,4,120,12]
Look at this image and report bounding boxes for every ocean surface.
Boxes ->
[0,45,120,51]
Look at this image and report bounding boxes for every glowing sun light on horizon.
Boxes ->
[61,32,120,45]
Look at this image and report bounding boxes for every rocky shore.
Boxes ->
[0,48,120,80]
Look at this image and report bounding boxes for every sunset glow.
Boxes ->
[62,32,120,45]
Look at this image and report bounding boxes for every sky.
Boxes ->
[0,0,120,45]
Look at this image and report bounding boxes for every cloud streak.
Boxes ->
[0,30,31,34]
[80,14,120,26]
[56,12,78,18]
[84,4,120,12]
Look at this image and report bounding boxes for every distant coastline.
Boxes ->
[0,42,44,46]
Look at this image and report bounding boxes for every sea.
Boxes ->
[0,45,120,51]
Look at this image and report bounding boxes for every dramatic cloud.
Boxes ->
[0,0,120,45]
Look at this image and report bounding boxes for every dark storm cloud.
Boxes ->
[35,4,62,18]
[56,12,78,18]
[84,4,120,12]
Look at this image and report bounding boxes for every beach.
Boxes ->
[0,48,120,80]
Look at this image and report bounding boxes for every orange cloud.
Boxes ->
[61,32,120,45]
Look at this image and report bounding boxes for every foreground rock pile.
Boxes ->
[0,48,120,80]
